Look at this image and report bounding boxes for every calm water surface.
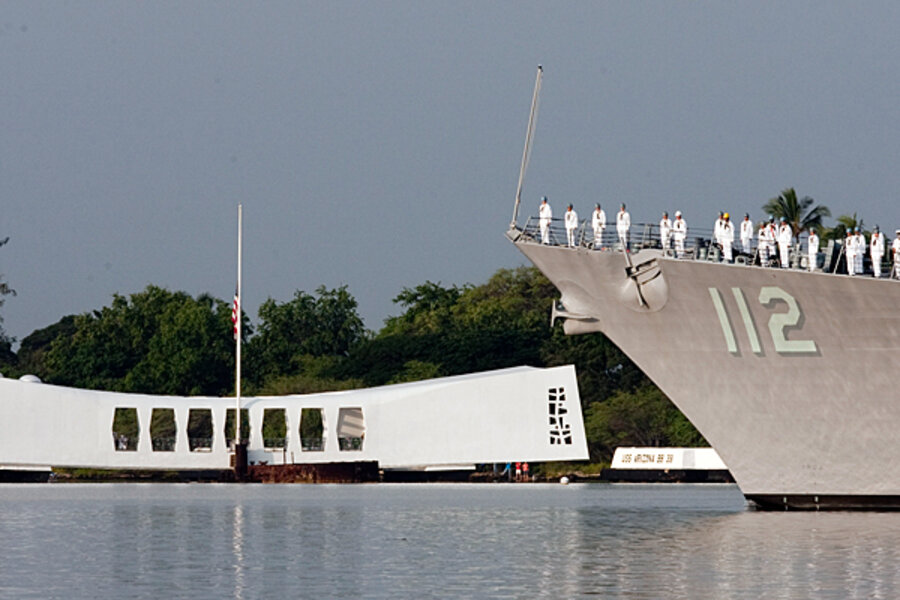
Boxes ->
[1,482,898,599]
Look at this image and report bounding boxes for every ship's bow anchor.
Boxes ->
[620,256,668,312]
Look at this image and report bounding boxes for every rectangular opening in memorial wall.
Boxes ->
[151,408,176,452]
[300,408,325,451]
[262,408,287,449]
[112,407,139,451]
[224,408,250,449]
[187,409,213,452]
[337,407,365,451]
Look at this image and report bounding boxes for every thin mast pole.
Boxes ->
[235,204,242,447]
[511,65,543,228]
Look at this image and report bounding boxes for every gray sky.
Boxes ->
[3,2,900,344]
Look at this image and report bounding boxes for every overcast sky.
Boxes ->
[3,2,900,344]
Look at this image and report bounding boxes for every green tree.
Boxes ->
[342,267,555,386]
[43,286,235,395]
[762,188,831,240]
[246,285,366,385]
[387,360,443,384]
[584,385,705,462]
[381,281,466,336]
[257,355,364,395]
[541,330,650,411]
[825,213,865,241]
[125,293,235,395]
[14,315,77,378]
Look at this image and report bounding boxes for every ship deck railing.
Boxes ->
[517,216,898,277]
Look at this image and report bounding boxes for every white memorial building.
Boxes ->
[0,365,588,475]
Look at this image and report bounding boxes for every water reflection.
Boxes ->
[231,504,244,600]
[1,483,899,598]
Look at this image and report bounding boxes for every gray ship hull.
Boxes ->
[511,232,900,509]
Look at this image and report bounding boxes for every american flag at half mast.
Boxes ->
[231,288,239,340]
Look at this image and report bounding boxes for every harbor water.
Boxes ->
[1,482,898,599]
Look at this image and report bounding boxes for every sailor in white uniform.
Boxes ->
[846,229,857,276]
[672,211,687,258]
[539,197,552,244]
[854,227,866,274]
[777,218,792,268]
[757,221,769,265]
[713,212,725,249]
[893,230,900,279]
[564,203,579,248]
[659,211,672,250]
[591,204,606,249]
[807,228,819,272]
[871,226,885,278]
[740,213,754,254]
[616,203,631,251]
[721,213,735,262]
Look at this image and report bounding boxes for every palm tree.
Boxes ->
[762,188,831,241]
[825,213,865,241]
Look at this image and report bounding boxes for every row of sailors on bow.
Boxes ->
[539,197,670,253]
[537,197,900,278]
[707,212,898,278]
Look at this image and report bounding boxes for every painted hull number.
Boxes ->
[709,286,817,355]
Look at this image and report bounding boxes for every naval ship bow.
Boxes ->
[507,66,900,510]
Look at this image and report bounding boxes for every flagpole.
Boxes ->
[235,204,242,450]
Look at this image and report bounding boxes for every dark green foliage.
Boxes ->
[224,409,250,444]
[187,409,213,450]
[43,286,235,395]
[14,316,77,378]
[387,360,442,384]
[299,408,324,451]
[824,213,866,241]
[541,329,650,411]
[341,268,555,385]
[381,280,466,336]
[245,285,365,386]
[0,336,15,372]
[262,408,287,447]
[112,407,139,451]
[150,408,176,451]
[584,386,707,462]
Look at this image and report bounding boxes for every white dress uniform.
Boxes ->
[846,233,857,276]
[616,207,631,251]
[539,199,552,244]
[777,222,792,268]
[721,219,735,262]
[892,234,900,279]
[807,232,819,272]
[740,217,754,254]
[659,215,672,250]
[713,217,725,248]
[871,231,885,277]
[855,232,866,274]
[672,213,687,258]
[592,207,606,249]
[767,223,778,263]
[757,224,769,265]
[564,207,579,248]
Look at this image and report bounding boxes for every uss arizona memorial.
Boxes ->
[0,365,588,477]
